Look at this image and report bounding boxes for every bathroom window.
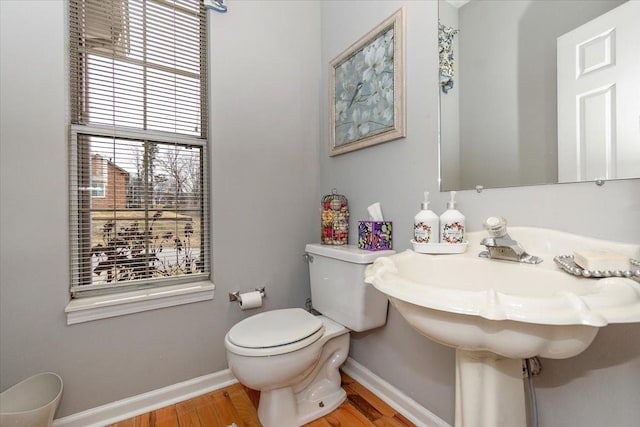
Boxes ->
[68,0,210,301]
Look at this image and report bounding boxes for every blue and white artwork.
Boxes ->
[439,23,459,94]
[334,27,395,146]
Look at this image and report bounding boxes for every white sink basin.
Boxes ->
[365,227,640,427]
[365,227,640,358]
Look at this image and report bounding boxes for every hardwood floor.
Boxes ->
[107,371,415,427]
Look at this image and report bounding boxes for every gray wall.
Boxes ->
[321,1,639,426]
[456,0,625,190]
[0,0,320,417]
[1,1,639,426]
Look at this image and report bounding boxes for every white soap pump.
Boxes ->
[414,192,440,243]
[440,191,465,244]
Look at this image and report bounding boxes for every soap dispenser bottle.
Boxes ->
[440,191,465,244]
[414,192,439,243]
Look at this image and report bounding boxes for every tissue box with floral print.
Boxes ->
[358,221,392,250]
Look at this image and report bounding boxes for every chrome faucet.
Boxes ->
[479,217,542,264]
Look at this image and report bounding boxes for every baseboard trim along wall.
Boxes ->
[52,370,238,427]
[53,357,450,427]
[342,358,451,427]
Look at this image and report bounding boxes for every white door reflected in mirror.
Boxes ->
[557,0,640,182]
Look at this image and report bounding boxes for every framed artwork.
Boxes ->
[439,23,459,94]
[329,7,406,156]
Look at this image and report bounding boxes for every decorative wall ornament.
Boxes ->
[439,23,459,94]
[204,0,227,13]
[329,8,406,156]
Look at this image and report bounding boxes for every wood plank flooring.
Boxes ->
[107,371,415,427]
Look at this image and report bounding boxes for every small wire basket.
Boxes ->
[321,189,349,245]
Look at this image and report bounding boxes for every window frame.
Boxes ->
[66,0,213,322]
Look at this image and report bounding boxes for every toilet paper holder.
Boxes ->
[229,287,266,303]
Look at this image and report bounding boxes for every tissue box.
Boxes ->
[358,221,392,250]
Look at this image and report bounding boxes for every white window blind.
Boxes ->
[69,0,209,297]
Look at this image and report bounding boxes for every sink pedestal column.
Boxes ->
[455,350,526,427]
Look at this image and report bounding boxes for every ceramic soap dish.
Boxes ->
[411,240,468,254]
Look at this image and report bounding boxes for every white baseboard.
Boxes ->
[54,359,450,427]
[53,370,237,427]
[342,357,452,427]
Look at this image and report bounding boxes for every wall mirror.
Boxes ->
[439,0,640,192]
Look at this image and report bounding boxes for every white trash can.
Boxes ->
[0,373,63,427]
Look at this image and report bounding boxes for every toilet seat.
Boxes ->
[225,308,324,357]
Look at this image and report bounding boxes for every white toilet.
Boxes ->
[224,243,394,427]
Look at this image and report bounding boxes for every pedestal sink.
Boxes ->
[364,227,640,427]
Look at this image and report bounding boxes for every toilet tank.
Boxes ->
[305,244,395,332]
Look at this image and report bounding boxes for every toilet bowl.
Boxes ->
[225,244,394,427]
[0,372,63,427]
[225,309,349,426]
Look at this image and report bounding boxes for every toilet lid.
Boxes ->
[227,308,323,349]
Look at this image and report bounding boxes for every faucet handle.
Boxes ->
[483,216,508,237]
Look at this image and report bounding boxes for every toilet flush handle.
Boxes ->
[303,253,314,263]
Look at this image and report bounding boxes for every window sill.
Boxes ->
[65,281,215,325]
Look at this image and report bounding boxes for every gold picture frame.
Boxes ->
[329,7,406,156]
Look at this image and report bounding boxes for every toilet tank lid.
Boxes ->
[305,244,395,264]
[227,308,323,349]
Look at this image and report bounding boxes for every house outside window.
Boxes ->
[90,155,107,198]
[90,155,132,207]
[69,0,210,302]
